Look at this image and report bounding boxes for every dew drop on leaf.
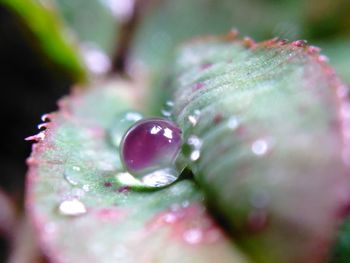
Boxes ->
[58,198,87,216]
[187,135,203,162]
[120,118,182,175]
[64,166,82,186]
[118,118,183,188]
[161,100,174,118]
[227,116,239,130]
[187,110,201,127]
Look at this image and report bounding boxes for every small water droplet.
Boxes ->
[227,116,239,130]
[109,111,143,148]
[251,139,270,156]
[161,100,174,118]
[82,184,91,192]
[187,135,203,161]
[188,110,201,127]
[64,166,82,186]
[58,199,87,216]
[183,228,203,244]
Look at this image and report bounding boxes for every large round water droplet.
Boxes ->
[120,118,182,175]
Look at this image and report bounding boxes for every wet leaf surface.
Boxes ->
[170,36,350,263]
[26,80,249,263]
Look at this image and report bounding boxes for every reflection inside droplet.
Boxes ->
[115,167,179,189]
[141,167,178,187]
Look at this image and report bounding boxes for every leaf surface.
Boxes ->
[26,80,249,263]
[170,36,350,263]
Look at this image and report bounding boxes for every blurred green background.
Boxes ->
[0,0,349,261]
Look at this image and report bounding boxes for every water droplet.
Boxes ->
[183,228,203,244]
[120,118,182,175]
[187,135,203,161]
[64,166,82,186]
[188,110,201,127]
[109,111,143,148]
[251,139,270,156]
[58,199,87,216]
[227,116,239,130]
[161,100,174,118]
[82,184,91,192]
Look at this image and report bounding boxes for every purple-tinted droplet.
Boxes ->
[120,118,182,175]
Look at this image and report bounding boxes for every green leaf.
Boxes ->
[329,217,350,263]
[0,0,86,82]
[170,36,350,263]
[26,80,249,263]
[55,0,119,54]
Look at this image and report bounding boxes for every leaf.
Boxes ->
[170,35,350,263]
[0,0,86,82]
[26,80,249,263]
[55,0,119,54]
[329,217,350,263]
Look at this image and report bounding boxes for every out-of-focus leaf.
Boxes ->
[318,39,350,84]
[55,0,119,54]
[26,80,249,263]
[169,36,350,263]
[0,0,86,82]
[132,0,304,69]
[329,217,350,263]
[304,0,350,40]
